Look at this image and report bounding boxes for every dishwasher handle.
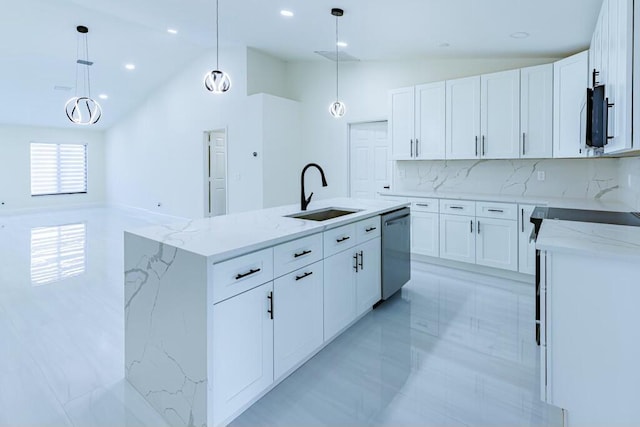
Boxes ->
[384,213,410,226]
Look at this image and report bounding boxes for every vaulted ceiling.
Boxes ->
[0,0,602,130]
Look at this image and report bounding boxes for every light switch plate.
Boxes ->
[537,171,546,181]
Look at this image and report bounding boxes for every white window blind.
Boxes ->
[30,143,87,196]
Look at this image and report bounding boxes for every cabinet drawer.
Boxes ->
[439,199,476,215]
[476,201,517,220]
[356,216,381,243]
[409,197,439,213]
[323,223,357,257]
[273,233,323,278]
[212,248,274,304]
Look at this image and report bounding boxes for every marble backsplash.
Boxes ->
[395,158,623,202]
[618,157,640,210]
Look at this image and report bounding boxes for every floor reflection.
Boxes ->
[30,223,87,286]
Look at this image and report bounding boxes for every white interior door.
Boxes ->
[208,130,227,217]
[349,121,391,199]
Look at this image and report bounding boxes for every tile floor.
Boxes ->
[0,208,562,427]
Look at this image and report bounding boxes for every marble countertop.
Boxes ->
[125,198,408,261]
[380,190,633,211]
[536,219,640,259]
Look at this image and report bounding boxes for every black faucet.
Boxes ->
[300,163,328,211]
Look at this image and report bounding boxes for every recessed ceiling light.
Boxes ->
[337,41,348,48]
[439,42,451,48]
[98,94,108,100]
[280,10,294,17]
[167,28,178,35]
[510,32,530,39]
[125,64,136,70]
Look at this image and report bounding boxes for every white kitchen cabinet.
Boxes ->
[446,76,481,160]
[389,83,446,160]
[521,64,553,158]
[212,281,274,425]
[389,87,415,160]
[439,213,476,264]
[323,247,358,341]
[553,51,589,158]
[480,69,521,159]
[274,261,324,380]
[475,216,518,272]
[355,237,381,316]
[415,82,446,159]
[409,198,439,257]
[518,204,537,275]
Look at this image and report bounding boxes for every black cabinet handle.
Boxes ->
[336,236,351,243]
[295,271,313,281]
[410,139,414,157]
[235,268,261,280]
[522,133,526,156]
[470,220,473,233]
[358,250,364,270]
[450,206,464,210]
[353,253,359,272]
[267,291,273,320]
[482,135,486,156]
[488,209,504,213]
[521,208,525,233]
[416,203,429,207]
[477,220,481,234]
[294,249,312,258]
[475,136,478,157]
[383,185,390,189]
[416,139,420,157]
[365,227,377,233]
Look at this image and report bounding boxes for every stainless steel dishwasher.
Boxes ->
[380,207,411,300]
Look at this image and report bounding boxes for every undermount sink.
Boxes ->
[286,207,362,221]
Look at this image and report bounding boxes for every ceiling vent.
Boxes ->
[314,50,360,62]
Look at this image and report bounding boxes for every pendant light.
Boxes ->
[65,26,102,125]
[329,8,345,118]
[204,0,231,93]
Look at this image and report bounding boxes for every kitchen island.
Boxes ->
[536,219,640,426]
[124,198,408,427]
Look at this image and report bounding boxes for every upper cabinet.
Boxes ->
[480,69,521,159]
[446,76,481,160]
[593,0,634,154]
[389,87,415,160]
[389,84,446,160]
[446,70,521,160]
[521,64,553,158]
[553,51,589,158]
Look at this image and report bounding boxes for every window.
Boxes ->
[30,143,87,196]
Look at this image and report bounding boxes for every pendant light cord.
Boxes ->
[335,15,339,101]
[216,0,220,69]
[85,33,92,98]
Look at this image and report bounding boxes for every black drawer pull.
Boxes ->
[267,292,273,319]
[450,206,464,210]
[295,271,314,281]
[294,249,312,258]
[336,236,351,243]
[235,268,261,280]
[488,209,504,213]
[416,203,429,207]
[365,227,377,233]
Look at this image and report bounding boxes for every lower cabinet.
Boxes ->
[274,261,324,380]
[324,237,381,341]
[475,217,518,271]
[440,213,476,263]
[410,198,439,257]
[212,281,274,426]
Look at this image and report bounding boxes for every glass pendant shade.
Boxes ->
[329,100,346,118]
[65,96,102,125]
[204,70,231,93]
[66,26,101,125]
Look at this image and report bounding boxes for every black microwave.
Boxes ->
[586,84,608,148]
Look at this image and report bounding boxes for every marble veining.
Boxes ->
[536,219,640,258]
[396,158,622,202]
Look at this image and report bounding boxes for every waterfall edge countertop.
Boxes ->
[125,198,409,261]
[536,219,640,260]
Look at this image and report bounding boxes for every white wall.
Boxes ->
[105,46,265,218]
[395,158,622,201]
[285,57,561,199]
[247,48,289,98]
[0,124,105,214]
